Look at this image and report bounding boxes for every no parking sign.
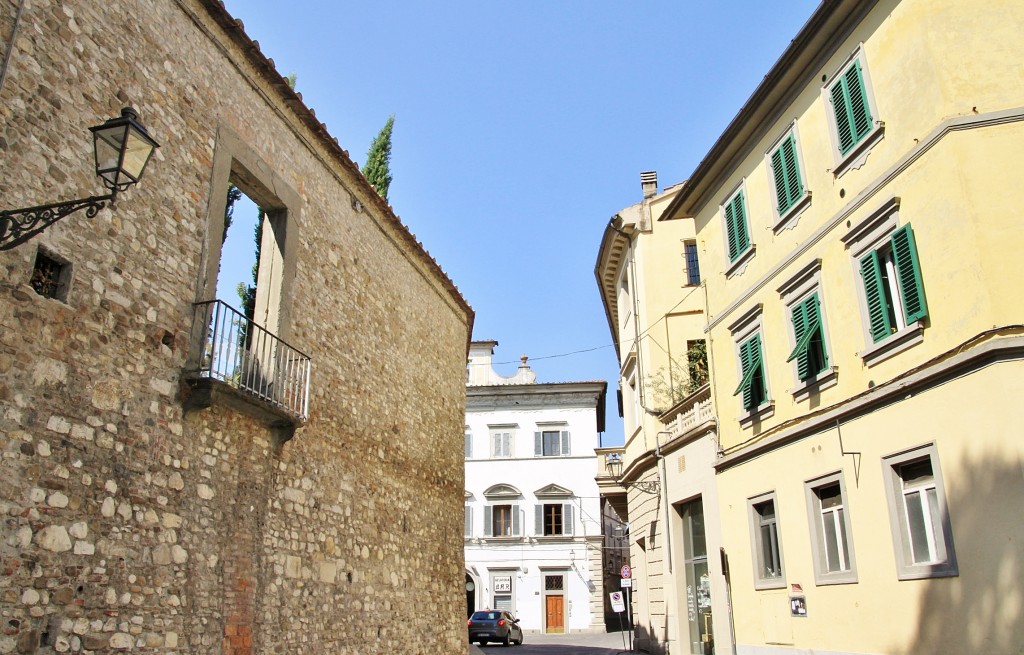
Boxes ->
[609,591,626,613]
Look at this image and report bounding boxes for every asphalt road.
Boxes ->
[470,630,632,655]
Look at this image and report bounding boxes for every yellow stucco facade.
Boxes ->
[656,0,1024,653]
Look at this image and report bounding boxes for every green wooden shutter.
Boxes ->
[734,335,764,410]
[831,79,855,153]
[890,224,928,324]
[782,135,803,208]
[832,60,873,155]
[733,192,749,256]
[772,135,803,214]
[786,295,824,380]
[860,251,893,342]
[771,148,789,212]
[846,61,873,145]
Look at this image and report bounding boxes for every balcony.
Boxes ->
[183,299,311,431]
[660,383,714,442]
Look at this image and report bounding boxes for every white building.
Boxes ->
[464,340,608,635]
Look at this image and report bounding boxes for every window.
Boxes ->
[787,293,828,381]
[684,241,701,286]
[465,428,473,459]
[535,502,574,536]
[728,305,772,425]
[723,188,750,263]
[748,493,785,588]
[805,473,857,584]
[535,430,570,457]
[830,59,873,155]
[771,133,805,215]
[882,444,957,579]
[824,48,883,175]
[733,334,766,412]
[485,504,520,537]
[491,430,513,458]
[859,224,928,344]
[30,248,71,301]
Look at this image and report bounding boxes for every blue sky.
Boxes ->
[218,1,821,446]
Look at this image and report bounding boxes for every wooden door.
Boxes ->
[545,595,565,633]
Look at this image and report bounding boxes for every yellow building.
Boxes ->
[595,173,732,655]
[659,0,1024,653]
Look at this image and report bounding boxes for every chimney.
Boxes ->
[641,171,658,199]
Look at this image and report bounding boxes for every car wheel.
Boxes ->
[478,641,487,647]
[502,633,510,647]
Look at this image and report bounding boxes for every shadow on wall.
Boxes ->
[907,453,1023,655]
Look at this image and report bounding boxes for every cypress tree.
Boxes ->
[361,115,394,201]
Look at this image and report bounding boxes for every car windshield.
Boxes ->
[471,611,500,621]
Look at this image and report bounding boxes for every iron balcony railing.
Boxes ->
[190,299,311,422]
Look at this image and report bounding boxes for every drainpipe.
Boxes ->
[656,431,672,574]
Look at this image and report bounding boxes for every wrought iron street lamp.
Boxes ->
[0,107,159,249]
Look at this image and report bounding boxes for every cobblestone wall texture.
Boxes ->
[0,1,473,654]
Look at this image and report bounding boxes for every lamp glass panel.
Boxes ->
[121,129,154,181]
[93,125,128,188]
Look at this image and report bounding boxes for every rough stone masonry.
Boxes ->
[0,1,474,653]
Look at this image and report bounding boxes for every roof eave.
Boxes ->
[661,0,878,221]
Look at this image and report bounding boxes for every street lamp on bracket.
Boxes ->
[605,453,661,494]
[0,107,159,250]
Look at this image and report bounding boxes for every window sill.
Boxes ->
[773,192,812,234]
[481,536,525,543]
[860,321,925,367]
[753,577,787,591]
[833,123,885,178]
[813,571,859,586]
[739,402,775,429]
[726,245,756,279]
[533,535,574,542]
[790,366,839,402]
[896,560,958,581]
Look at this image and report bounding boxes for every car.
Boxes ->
[467,609,524,646]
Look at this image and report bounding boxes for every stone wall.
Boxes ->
[0,1,473,653]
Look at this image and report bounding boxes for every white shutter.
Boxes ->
[535,432,543,456]
[512,504,521,536]
[563,503,574,536]
[484,505,493,537]
[465,506,473,537]
[465,432,472,458]
[561,430,571,456]
[535,505,544,536]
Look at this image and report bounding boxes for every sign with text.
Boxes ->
[493,576,512,593]
[609,591,626,613]
[620,578,632,588]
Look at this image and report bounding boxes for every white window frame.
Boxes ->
[822,44,885,178]
[804,472,857,585]
[764,122,812,233]
[489,426,515,459]
[748,491,786,589]
[535,425,570,458]
[881,443,957,580]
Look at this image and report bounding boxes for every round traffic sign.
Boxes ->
[620,565,632,579]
